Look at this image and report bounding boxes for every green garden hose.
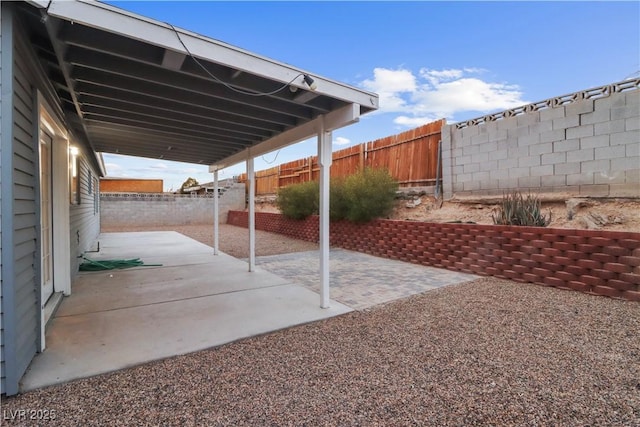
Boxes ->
[79,257,162,271]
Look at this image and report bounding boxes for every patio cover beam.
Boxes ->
[210,103,360,171]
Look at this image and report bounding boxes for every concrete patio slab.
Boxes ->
[87,231,218,267]
[58,255,289,316]
[20,232,351,392]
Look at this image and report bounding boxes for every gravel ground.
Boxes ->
[5,225,639,426]
[100,223,319,258]
[4,278,639,426]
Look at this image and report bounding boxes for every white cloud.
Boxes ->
[393,115,440,128]
[420,68,464,86]
[361,67,527,127]
[151,163,168,169]
[362,68,417,113]
[333,136,351,146]
[412,77,524,118]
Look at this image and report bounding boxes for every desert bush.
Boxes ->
[492,191,551,227]
[276,168,397,222]
[276,180,319,220]
[329,177,350,221]
[341,167,398,223]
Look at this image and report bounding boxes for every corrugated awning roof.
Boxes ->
[22,0,378,168]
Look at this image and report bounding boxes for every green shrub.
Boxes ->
[342,167,398,223]
[329,177,350,221]
[276,180,319,220]
[492,191,552,227]
[276,168,398,223]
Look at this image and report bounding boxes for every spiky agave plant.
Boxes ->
[492,191,551,227]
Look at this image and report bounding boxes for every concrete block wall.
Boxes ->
[101,183,245,228]
[442,88,640,198]
[227,211,640,301]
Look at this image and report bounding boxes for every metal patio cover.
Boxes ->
[26,0,379,167]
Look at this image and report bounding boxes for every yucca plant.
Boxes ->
[492,191,551,227]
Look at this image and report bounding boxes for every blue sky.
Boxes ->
[103,1,639,191]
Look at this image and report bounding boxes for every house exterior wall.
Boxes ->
[70,153,101,274]
[100,178,163,193]
[0,5,39,395]
[0,4,102,395]
[0,0,5,395]
[441,86,640,199]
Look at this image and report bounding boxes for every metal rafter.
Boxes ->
[19,1,378,167]
[70,65,302,127]
[59,22,332,112]
[77,94,275,139]
[64,46,320,120]
[73,80,285,133]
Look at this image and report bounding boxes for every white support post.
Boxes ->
[213,169,219,256]
[247,156,256,272]
[318,116,331,308]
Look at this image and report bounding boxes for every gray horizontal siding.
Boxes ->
[0,0,4,394]
[5,12,38,395]
[70,156,101,275]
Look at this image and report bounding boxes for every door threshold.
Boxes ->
[44,292,64,327]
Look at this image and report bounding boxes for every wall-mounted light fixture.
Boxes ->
[303,74,317,91]
[69,146,80,205]
[69,146,79,177]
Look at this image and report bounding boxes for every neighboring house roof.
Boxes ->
[183,179,236,193]
[23,0,378,168]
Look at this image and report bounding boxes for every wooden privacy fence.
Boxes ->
[239,119,444,195]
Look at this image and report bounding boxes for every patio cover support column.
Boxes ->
[247,155,256,272]
[212,169,219,256]
[318,116,332,309]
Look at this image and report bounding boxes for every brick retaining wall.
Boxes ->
[228,211,640,301]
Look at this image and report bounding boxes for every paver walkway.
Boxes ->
[256,249,479,310]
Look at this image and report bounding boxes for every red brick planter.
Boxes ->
[228,211,640,301]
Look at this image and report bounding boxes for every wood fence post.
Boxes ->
[277,164,281,192]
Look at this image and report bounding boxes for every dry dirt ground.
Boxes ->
[101,223,318,259]
[256,195,640,233]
